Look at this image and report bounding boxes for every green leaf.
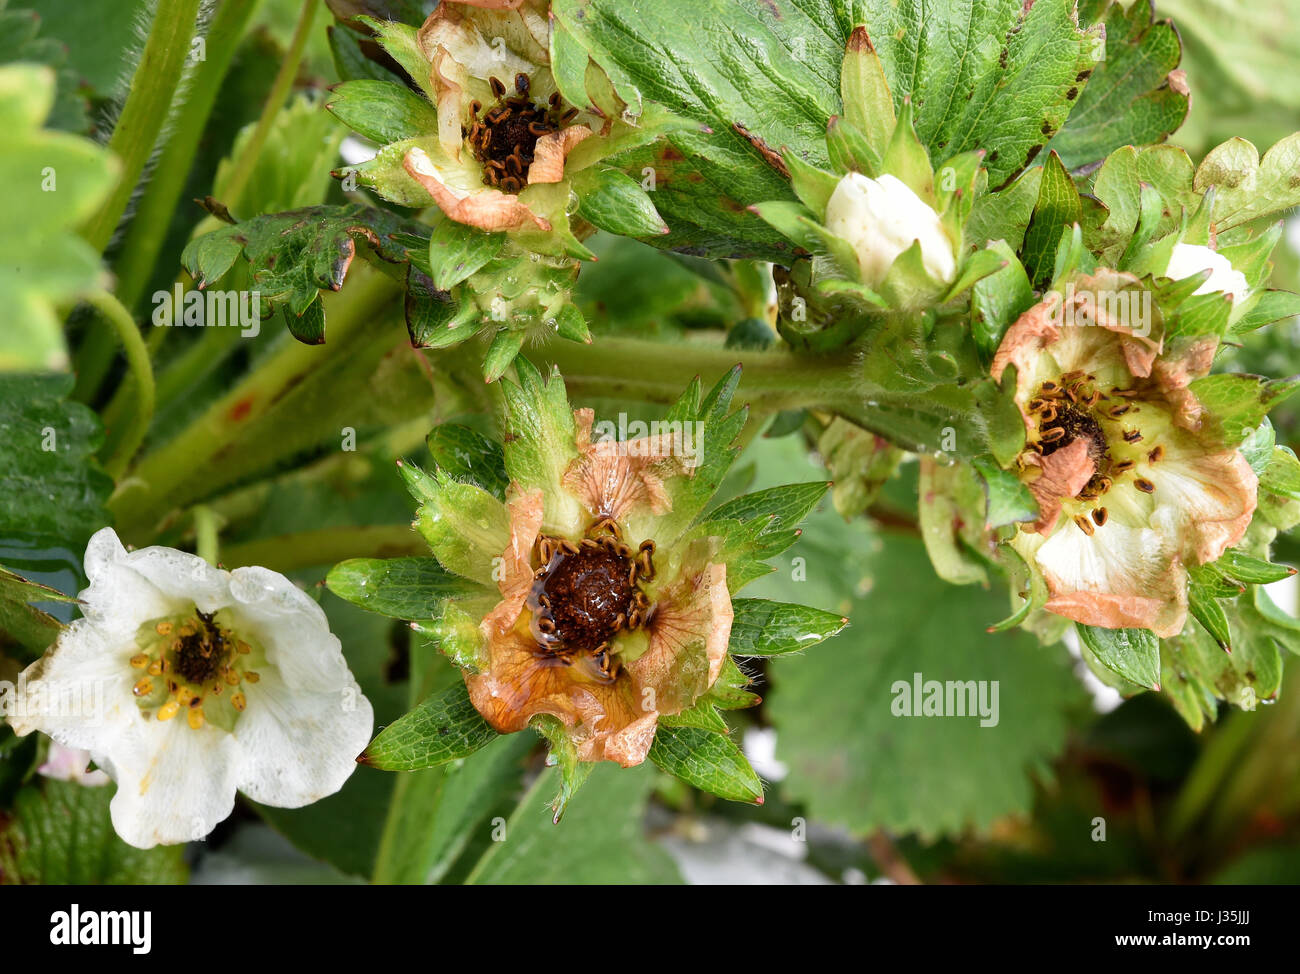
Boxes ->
[1261,446,1300,502]
[0,779,186,884]
[1021,151,1081,287]
[1049,1,1189,169]
[327,557,484,620]
[1077,624,1161,690]
[325,78,440,145]
[361,680,498,772]
[181,203,435,341]
[571,165,669,237]
[0,562,69,656]
[426,423,509,499]
[1187,373,1300,448]
[553,0,1096,256]
[766,525,1081,838]
[427,218,505,291]
[465,763,680,884]
[0,63,116,370]
[728,598,847,656]
[0,373,111,545]
[648,724,763,802]
[1196,133,1300,233]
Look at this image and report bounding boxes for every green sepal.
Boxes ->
[648,724,763,803]
[839,25,895,161]
[570,165,670,237]
[360,680,498,771]
[728,599,848,656]
[400,460,512,587]
[326,556,488,620]
[532,713,594,823]
[427,423,509,499]
[325,79,439,145]
[427,218,505,291]
[1077,624,1161,690]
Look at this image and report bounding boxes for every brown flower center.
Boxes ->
[173,610,232,685]
[1023,370,1170,535]
[527,521,656,682]
[464,74,578,194]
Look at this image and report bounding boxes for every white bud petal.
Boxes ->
[1165,243,1249,302]
[824,172,956,287]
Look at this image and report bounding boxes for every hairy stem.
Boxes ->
[202,0,317,225]
[534,334,864,414]
[89,291,155,480]
[112,0,263,312]
[74,0,204,402]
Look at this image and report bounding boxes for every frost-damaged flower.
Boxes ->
[329,1,682,377]
[992,271,1257,637]
[403,0,596,234]
[6,529,373,849]
[332,361,846,810]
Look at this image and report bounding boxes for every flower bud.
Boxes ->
[824,172,956,287]
[1165,243,1248,302]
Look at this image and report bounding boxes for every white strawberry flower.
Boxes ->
[824,172,957,287]
[5,528,373,849]
[1165,243,1249,302]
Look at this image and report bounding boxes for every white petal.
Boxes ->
[5,619,137,743]
[78,528,177,640]
[118,541,233,613]
[106,718,242,849]
[1037,518,1172,596]
[825,172,955,286]
[1166,243,1249,302]
[234,671,373,808]
[227,567,344,692]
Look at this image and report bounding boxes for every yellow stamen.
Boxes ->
[157,700,180,722]
[130,654,149,669]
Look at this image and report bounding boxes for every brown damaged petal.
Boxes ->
[527,125,593,184]
[403,146,551,231]
[562,408,683,523]
[1023,437,1095,534]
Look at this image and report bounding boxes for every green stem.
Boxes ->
[88,291,155,480]
[193,505,221,565]
[112,0,263,313]
[108,269,403,541]
[205,0,317,223]
[82,0,204,253]
[221,525,424,572]
[74,0,203,402]
[536,334,863,413]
